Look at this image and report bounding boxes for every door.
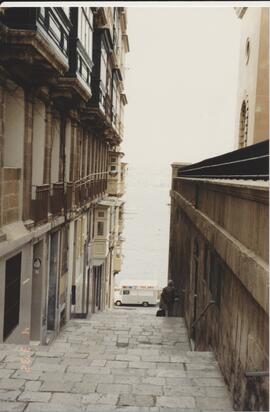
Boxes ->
[47,232,59,331]
[30,241,43,341]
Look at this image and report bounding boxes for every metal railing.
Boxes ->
[191,300,216,329]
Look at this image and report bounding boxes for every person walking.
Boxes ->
[160,280,177,317]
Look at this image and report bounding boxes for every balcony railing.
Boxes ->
[74,172,108,208]
[51,182,64,215]
[31,184,50,224]
[30,172,107,224]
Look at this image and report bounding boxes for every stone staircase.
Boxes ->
[0,306,233,411]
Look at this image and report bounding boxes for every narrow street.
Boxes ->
[0,307,233,412]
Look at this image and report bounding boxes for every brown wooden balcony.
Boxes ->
[31,184,50,224]
[50,182,64,216]
[73,172,107,208]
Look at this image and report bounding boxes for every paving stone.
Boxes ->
[0,401,26,411]
[0,391,20,401]
[156,395,196,408]
[185,362,218,370]
[129,362,157,369]
[83,374,114,384]
[192,378,226,387]
[67,366,111,375]
[18,391,52,402]
[31,363,66,372]
[40,381,74,392]
[116,408,159,412]
[0,370,14,379]
[118,394,155,407]
[90,360,107,367]
[71,382,97,394]
[132,384,163,396]
[158,409,199,412]
[163,385,204,397]
[142,377,166,386]
[85,405,116,412]
[147,369,187,378]
[34,356,61,364]
[113,375,141,384]
[196,396,233,410]
[82,393,118,405]
[203,386,231,398]
[106,360,128,368]
[111,368,146,377]
[0,379,25,390]
[25,403,83,412]
[51,393,82,405]
[41,372,83,382]
[187,369,223,378]
[11,370,41,380]
[116,355,141,362]
[97,383,131,394]
[64,353,88,359]
[24,380,42,391]
[35,351,63,358]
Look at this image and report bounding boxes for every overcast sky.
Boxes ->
[122,7,241,166]
[117,7,242,287]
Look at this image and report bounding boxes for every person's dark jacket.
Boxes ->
[160,285,176,308]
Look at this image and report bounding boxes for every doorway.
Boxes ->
[47,231,59,331]
[30,241,43,341]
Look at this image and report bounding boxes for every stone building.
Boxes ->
[234,7,269,148]
[167,7,269,412]
[0,7,129,345]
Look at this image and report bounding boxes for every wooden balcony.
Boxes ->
[0,8,71,86]
[31,184,50,224]
[50,182,64,215]
[74,172,108,208]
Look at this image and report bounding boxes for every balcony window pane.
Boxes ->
[100,46,107,87]
[97,221,104,236]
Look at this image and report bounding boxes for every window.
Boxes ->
[111,166,116,171]
[100,43,107,87]
[97,221,104,236]
[123,290,130,295]
[4,253,22,340]
[78,8,93,57]
[98,211,105,218]
[111,157,116,163]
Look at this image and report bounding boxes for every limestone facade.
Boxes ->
[0,7,129,344]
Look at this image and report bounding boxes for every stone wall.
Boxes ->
[2,167,21,226]
[168,177,269,411]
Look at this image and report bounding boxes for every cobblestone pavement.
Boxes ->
[0,307,233,411]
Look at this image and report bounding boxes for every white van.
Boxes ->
[114,285,159,307]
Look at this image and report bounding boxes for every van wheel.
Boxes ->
[115,300,122,306]
[142,302,148,307]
